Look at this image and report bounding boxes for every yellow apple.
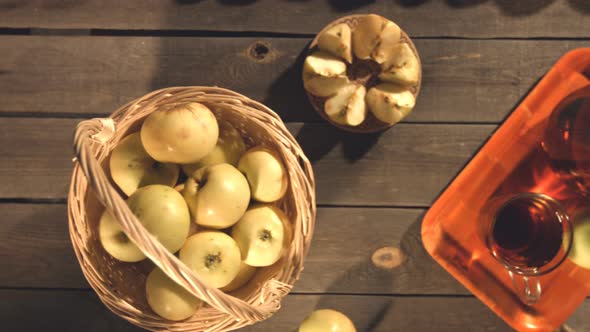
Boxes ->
[182,163,250,229]
[182,121,246,176]
[141,102,219,164]
[179,231,242,288]
[317,23,353,63]
[298,309,357,332]
[238,147,288,203]
[352,14,387,60]
[366,83,416,125]
[379,43,420,86]
[303,74,350,98]
[567,213,590,269]
[303,51,347,78]
[145,267,201,321]
[231,204,290,267]
[324,84,367,126]
[372,21,401,64]
[99,184,191,262]
[109,132,179,196]
[220,262,257,292]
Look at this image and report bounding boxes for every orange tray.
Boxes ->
[422,48,590,331]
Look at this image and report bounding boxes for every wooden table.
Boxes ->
[1,1,589,331]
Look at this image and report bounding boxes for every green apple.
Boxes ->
[179,231,242,288]
[298,309,357,332]
[317,23,353,63]
[567,213,590,269]
[182,121,246,176]
[109,132,179,196]
[220,261,257,292]
[238,147,288,203]
[145,267,201,321]
[231,204,290,267]
[379,43,420,86]
[141,102,219,164]
[99,185,191,262]
[366,83,416,125]
[324,84,367,126]
[182,163,250,229]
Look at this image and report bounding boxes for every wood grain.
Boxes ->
[4,290,589,331]
[0,0,589,38]
[0,203,467,295]
[1,36,587,123]
[0,290,514,331]
[0,118,495,205]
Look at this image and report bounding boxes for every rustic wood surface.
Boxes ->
[1,0,588,331]
[1,36,588,123]
[0,118,496,205]
[1,291,589,332]
[0,0,589,37]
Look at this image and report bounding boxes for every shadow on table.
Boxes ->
[309,211,462,330]
[397,0,588,16]
[568,0,590,13]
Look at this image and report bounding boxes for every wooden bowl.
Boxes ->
[306,14,422,133]
[69,87,316,331]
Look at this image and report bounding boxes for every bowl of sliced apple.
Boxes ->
[68,87,316,332]
[303,14,422,133]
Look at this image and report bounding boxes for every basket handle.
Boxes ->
[73,118,287,322]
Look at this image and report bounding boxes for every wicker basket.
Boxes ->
[68,87,316,331]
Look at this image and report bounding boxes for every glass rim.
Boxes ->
[486,192,573,277]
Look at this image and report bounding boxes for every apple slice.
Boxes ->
[366,83,416,125]
[303,51,347,78]
[352,14,388,60]
[372,21,401,64]
[231,204,290,267]
[182,122,246,176]
[220,262,257,292]
[109,132,179,196]
[303,74,350,97]
[317,23,353,63]
[146,267,201,321]
[379,43,420,86]
[179,231,242,289]
[324,84,367,126]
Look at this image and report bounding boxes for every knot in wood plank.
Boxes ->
[247,41,273,63]
[371,246,405,270]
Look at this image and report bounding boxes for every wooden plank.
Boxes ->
[0,0,589,38]
[0,203,466,295]
[6,290,589,331]
[0,118,495,205]
[0,290,518,331]
[2,35,587,123]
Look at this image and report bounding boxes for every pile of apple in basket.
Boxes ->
[100,102,290,321]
